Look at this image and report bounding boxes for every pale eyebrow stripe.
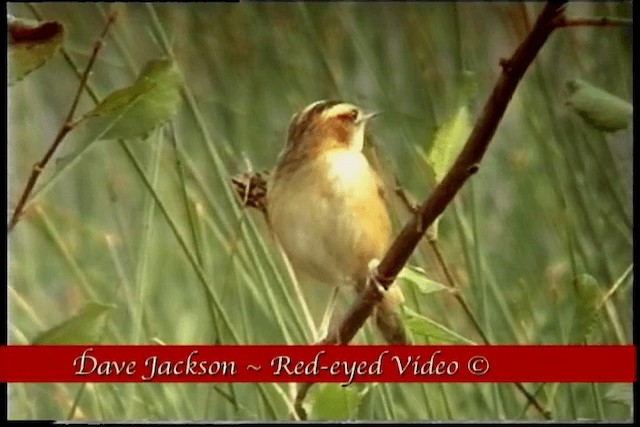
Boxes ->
[320,103,356,120]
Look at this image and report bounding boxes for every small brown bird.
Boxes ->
[267,100,407,344]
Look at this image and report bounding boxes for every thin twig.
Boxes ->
[394,178,491,343]
[390,179,548,416]
[8,11,118,232]
[394,176,420,214]
[554,16,632,28]
[427,240,490,343]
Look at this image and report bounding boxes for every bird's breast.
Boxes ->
[268,149,392,286]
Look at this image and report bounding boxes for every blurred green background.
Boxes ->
[7,2,632,421]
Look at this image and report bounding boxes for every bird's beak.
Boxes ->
[356,111,379,125]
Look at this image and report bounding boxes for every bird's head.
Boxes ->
[286,100,377,153]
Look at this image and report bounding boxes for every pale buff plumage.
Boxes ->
[268,100,406,344]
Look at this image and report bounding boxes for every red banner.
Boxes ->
[0,345,635,383]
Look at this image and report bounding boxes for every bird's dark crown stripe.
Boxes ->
[288,100,344,144]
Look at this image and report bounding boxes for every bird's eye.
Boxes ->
[337,109,359,123]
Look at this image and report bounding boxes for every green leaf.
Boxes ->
[398,265,447,295]
[8,15,65,86]
[32,58,184,205]
[79,57,183,140]
[566,79,632,132]
[426,105,472,182]
[31,302,113,345]
[308,383,365,420]
[84,80,151,118]
[568,274,602,344]
[403,307,475,344]
[604,384,633,407]
[420,105,472,239]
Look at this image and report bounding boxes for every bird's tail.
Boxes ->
[374,285,408,345]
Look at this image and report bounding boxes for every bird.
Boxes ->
[267,100,407,344]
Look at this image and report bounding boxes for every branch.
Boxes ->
[327,0,568,343]
[553,16,632,28]
[394,178,549,417]
[317,1,568,419]
[8,11,118,232]
[231,2,570,419]
[393,175,420,214]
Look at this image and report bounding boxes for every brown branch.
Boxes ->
[394,182,546,415]
[232,2,567,419]
[394,176,420,214]
[395,180,492,342]
[314,1,568,419]
[230,2,570,419]
[8,11,118,232]
[431,242,546,416]
[327,0,567,341]
[553,16,632,28]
